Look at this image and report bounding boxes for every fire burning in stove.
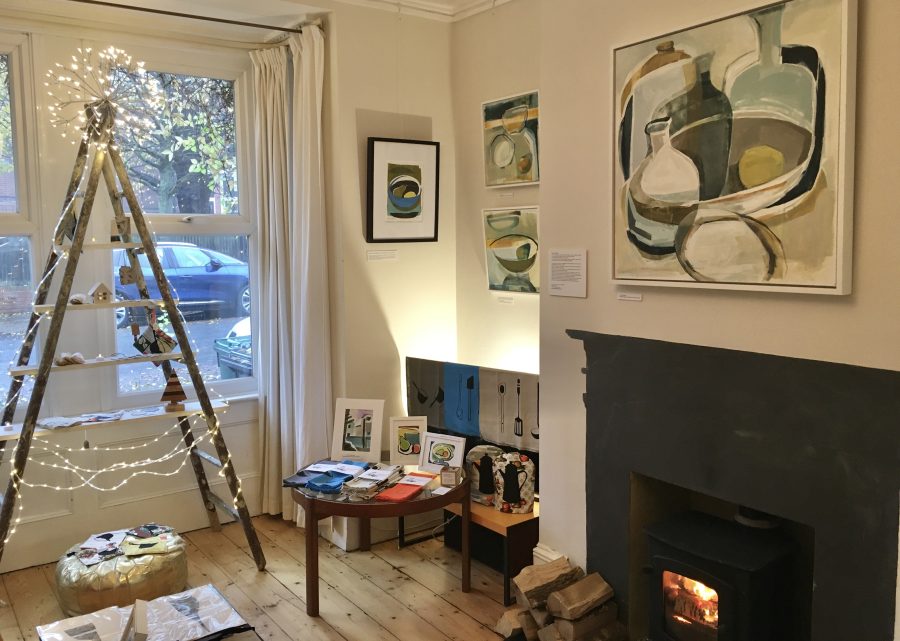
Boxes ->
[663,570,719,637]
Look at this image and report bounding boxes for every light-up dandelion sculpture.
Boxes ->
[44,46,162,147]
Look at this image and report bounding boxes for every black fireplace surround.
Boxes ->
[569,331,900,641]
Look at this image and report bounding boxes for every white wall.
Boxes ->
[450,0,540,373]
[317,0,458,427]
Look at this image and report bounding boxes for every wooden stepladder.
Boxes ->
[0,102,265,569]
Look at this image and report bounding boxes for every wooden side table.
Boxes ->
[292,478,471,617]
[444,500,539,605]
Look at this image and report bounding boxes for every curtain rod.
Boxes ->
[59,0,303,33]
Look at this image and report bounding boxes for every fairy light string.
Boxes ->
[0,46,247,543]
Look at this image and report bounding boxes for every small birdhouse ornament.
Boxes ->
[87,282,113,303]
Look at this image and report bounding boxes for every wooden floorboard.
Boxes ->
[0,516,503,641]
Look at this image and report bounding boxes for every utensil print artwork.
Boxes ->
[499,383,506,432]
[514,378,524,437]
[466,375,475,420]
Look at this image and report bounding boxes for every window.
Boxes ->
[0,236,32,401]
[0,53,17,213]
[116,70,238,215]
[109,60,254,399]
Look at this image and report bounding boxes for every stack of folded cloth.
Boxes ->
[375,471,437,502]
[343,463,403,500]
[306,460,369,493]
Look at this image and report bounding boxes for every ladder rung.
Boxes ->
[69,242,143,251]
[9,352,183,376]
[208,491,239,520]
[34,299,173,313]
[195,449,222,467]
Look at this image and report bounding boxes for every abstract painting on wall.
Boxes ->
[367,137,440,242]
[483,91,540,187]
[612,0,856,293]
[483,207,540,293]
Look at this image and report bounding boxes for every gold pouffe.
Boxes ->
[56,532,187,616]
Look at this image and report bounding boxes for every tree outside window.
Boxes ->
[116,70,238,215]
[0,54,17,213]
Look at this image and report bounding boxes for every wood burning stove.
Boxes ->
[645,511,795,641]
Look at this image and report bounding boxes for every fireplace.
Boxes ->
[645,511,795,641]
[569,331,900,641]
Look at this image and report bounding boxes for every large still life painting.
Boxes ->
[612,0,856,293]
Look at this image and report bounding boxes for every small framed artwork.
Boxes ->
[366,137,440,243]
[389,416,427,465]
[331,398,385,463]
[483,91,540,187]
[418,431,467,473]
[483,207,540,293]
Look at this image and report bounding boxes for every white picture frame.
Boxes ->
[389,416,427,465]
[418,431,467,473]
[331,398,385,463]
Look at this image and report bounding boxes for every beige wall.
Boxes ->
[536,0,900,605]
[451,0,541,373]
[316,1,458,441]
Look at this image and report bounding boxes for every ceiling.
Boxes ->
[0,0,517,34]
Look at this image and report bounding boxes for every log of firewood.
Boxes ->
[518,610,540,641]
[513,557,585,608]
[546,573,614,620]
[531,606,554,628]
[536,623,564,641]
[496,607,527,638]
[554,603,618,641]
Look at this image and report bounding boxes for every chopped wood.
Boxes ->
[555,603,618,641]
[496,607,527,638]
[536,623,564,641]
[518,610,540,641]
[513,557,585,608]
[530,606,553,628]
[547,573,614,620]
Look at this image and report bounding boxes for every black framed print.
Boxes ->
[366,137,440,243]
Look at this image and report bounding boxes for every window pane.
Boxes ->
[115,236,251,394]
[116,70,238,216]
[0,54,17,213]
[0,237,32,403]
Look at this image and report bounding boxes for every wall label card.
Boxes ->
[549,249,587,298]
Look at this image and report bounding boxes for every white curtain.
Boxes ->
[251,27,331,521]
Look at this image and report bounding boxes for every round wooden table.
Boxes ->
[291,477,471,617]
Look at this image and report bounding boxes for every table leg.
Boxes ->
[359,517,371,552]
[503,536,511,606]
[398,516,405,548]
[305,500,319,617]
[461,493,471,593]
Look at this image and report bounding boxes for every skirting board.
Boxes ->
[533,542,564,565]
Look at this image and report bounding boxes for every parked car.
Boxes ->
[213,317,252,379]
[113,242,250,328]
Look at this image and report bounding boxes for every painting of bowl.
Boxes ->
[388,175,422,214]
[490,234,539,273]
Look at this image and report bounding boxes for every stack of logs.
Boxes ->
[496,557,625,641]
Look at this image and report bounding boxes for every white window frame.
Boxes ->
[93,42,259,408]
